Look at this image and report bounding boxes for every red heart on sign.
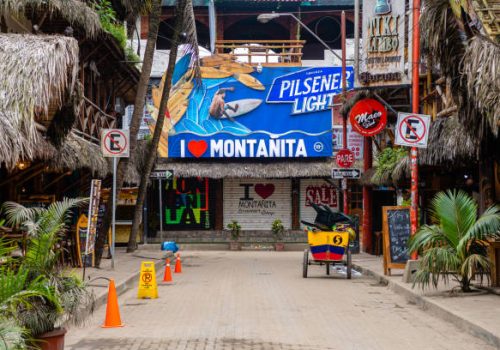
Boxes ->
[255,184,275,199]
[188,140,208,158]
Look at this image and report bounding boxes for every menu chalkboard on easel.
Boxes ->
[382,206,411,275]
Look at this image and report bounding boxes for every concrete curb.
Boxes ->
[353,263,500,349]
[93,253,171,310]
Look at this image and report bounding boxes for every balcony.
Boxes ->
[215,40,305,66]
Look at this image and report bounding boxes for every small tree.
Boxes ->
[226,220,241,241]
[408,190,500,292]
[271,219,285,242]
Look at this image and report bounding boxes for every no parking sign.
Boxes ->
[395,113,431,148]
[101,129,130,157]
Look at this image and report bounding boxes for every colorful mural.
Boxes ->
[164,177,211,229]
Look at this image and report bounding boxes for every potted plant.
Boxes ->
[271,219,285,251]
[408,190,500,292]
[1,198,95,349]
[226,220,241,251]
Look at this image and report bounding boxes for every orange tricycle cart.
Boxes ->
[301,204,356,279]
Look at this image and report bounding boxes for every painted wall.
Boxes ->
[223,179,292,230]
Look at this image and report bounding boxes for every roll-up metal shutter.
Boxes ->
[300,179,339,228]
[223,179,292,230]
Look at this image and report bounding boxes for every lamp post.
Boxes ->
[257,12,344,62]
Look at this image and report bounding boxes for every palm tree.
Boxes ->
[408,190,500,292]
[93,0,163,267]
[127,0,200,252]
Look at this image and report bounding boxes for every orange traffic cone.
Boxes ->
[174,253,182,273]
[163,258,172,282]
[102,279,124,328]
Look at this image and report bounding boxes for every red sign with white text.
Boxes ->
[349,99,387,137]
[336,148,355,168]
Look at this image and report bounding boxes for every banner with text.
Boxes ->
[154,61,353,159]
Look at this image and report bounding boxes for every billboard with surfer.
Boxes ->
[149,53,354,159]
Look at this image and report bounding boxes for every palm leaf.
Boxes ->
[429,190,477,249]
[0,317,30,350]
[460,205,500,250]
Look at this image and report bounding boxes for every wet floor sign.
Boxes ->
[138,261,158,299]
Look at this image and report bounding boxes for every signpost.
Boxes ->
[332,168,361,179]
[101,129,130,269]
[149,170,174,236]
[395,112,430,148]
[336,149,355,168]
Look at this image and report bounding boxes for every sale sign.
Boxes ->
[336,148,355,168]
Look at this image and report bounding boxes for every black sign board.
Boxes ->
[332,168,361,179]
[382,206,411,275]
[150,170,173,180]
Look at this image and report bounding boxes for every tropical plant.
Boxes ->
[227,221,241,241]
[372,147,408,186]
[408,190,500,292]
[271,219,285,242]
[0,198,94,344]
[92,0,127,48]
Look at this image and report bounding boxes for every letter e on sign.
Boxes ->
[102,129,130,157]
[336,148,355,168]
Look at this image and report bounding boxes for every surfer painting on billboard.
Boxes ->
[209,87,239,122]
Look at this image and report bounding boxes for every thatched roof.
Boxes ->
[50,133,109,177]
[0,34,79,169]
[0,0,102,38]
[419,116,479,165]
[421,0,500,138]
[461,35,500,136]
[155,159,364,179]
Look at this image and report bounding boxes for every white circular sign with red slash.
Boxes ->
[101,129,130,157]
[395,113,431,148]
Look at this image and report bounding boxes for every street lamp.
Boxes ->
[257,12,343,61]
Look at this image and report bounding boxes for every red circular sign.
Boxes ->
[336,148,355,168]
[349,98,387,137]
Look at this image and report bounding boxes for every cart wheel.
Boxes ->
[326,263,330,275]
[303,249,309,278]
[346,248,352,280]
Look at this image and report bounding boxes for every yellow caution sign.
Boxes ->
[137,261,158,299]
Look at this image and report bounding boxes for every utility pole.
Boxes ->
[411,0,421,256]
[341,11,349,215]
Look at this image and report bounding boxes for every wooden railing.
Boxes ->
[75,96,117,142]
[215,40,305,66]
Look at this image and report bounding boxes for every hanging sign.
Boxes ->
[137,261,158,299]
[336,149,355,168]
[84,179,101,259]
[333,127,364,159]
[356,0,412,88]
[101,129,130,158]
[394,112,431,148]
[349,99,387,137]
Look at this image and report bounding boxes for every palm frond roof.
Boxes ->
[0,0,102,38]
[0,34,79,169]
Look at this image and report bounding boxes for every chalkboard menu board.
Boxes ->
[382,206,411,275]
